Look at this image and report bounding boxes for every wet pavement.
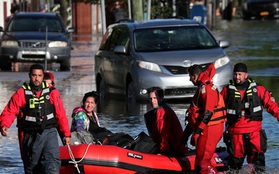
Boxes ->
[70,38,100,71]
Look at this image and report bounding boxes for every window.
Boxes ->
[134,26,218,52]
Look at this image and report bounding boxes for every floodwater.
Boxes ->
[1,18,279,173]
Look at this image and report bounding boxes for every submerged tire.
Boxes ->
[60,59,71,71]
[0,59,12,71]
[127,81,137,104]
[99,78,109,102]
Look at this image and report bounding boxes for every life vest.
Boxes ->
[19,82,57,131]
[226,79,263,123]
[187,85,226,129]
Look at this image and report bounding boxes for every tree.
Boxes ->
[60,0,67,24]
[151,0,174,19]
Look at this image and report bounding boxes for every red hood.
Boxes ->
[197,63,216,85]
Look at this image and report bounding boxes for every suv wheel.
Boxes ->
[127,81,137,104]
[60,59,71,71]
[0,59,12,71]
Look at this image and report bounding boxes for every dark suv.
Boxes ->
[0,12,74,71]
[95,19,233,102]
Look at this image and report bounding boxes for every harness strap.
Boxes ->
[214,107,226,112]
[210,115,227,122]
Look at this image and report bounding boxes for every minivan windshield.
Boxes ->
[134,26,218,52]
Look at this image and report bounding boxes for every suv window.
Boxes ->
[134,26,218,52]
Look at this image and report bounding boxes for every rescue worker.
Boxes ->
[182,63,226,174]
[0,64,71,174]
[44,71,55,87]
[221,63,279,172]
[144,87,187,156]
[17,71,57,167]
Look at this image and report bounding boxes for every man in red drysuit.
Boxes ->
[183,63,226,174]
[144,86,186,156]
[221,63,279,172]
[0,64,71,174]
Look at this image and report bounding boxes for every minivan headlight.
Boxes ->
[1,40,18,47]
[214,57,230,69]
[137,61,162,72]
[48,41,68,47]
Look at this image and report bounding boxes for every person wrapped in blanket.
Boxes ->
[144,87,187,156]
[70,91,112,144]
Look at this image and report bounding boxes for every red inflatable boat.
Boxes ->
[60,144,228,174]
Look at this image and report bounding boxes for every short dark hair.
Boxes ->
[29,64,44,73]
[148,87,164,98]
[82,91,99,104]
[188,64,203,76]
[234,63,248,73]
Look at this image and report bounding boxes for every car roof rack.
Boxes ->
[116,19,135,23]
[168,16,186,19]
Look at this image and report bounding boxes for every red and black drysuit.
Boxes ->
[144,101,186,156]
[221,78,279,169]
[0,82,71,174]
[183,63,226,174]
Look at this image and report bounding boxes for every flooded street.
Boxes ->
[1,18,279,173]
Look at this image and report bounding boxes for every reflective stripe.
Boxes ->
[42,88,50,95]
[46,113,54,120]
[25,91,33,95]
[250,82,257,87]
[254,106,262,112]
[227,109,235,115]
[25,116,36,122]
[22,84,31,90]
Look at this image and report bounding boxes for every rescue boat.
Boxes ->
[60,144,228,174]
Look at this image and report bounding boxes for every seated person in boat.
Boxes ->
[144,87,187,156]
[71,91,112,143]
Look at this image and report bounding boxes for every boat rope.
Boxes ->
[67,143,92,173]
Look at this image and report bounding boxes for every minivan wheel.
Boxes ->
[127,81,137,104]
[99,78,108,102]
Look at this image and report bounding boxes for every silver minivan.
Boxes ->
[95,19,233,102]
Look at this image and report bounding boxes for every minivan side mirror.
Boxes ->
[219,40,229,49]
[114,45,127,54]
